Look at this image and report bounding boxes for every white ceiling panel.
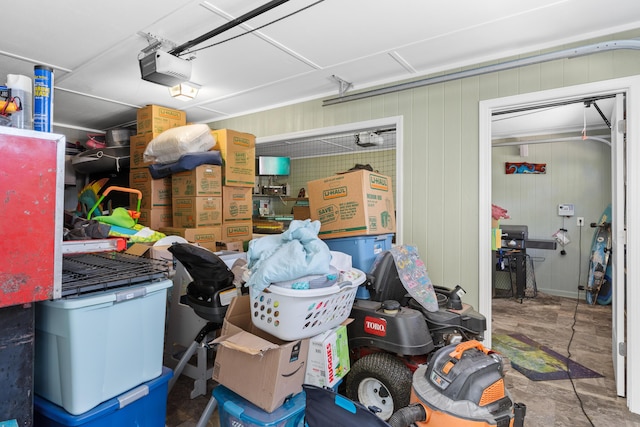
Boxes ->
[251,0,564,66]
[52,90,138,131]
[187,33,317,91]
[0,0,639,133]
[2,1,196,67]
[192,52,412,120]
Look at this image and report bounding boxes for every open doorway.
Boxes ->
[491,96,613,299]
[479,76,640,413]
[255,116,404,243]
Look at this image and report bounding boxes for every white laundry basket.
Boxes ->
[251,269,365,341]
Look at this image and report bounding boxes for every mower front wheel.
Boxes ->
[345,352,412,421]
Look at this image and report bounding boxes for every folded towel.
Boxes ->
[246,219,332,298]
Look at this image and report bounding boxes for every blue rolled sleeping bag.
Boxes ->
[148,151,222,179]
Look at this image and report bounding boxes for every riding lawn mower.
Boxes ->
[343,247,489,420]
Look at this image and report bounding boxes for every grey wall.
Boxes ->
[209,28,640,307]
[492,139,611,297]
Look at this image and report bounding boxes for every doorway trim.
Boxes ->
[479,76,640,413]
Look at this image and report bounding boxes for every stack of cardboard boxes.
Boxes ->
[159,128,256,250]
[127,104,256,250]
[129,105,186,230]
[166,162,224,251]
[213,128,255,246]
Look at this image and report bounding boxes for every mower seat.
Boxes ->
[367,250,410,303]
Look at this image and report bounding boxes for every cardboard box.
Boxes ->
[145,244,176,275]
[159,226,222,244]
[292,205,311,220]
[129,168,172,209]
[308,170,396,239]
[304,323,351,388]
[221,220,253,242]
[211,129,255,187]
[172,164,222,197]
[212,295,310,413]
[195,241,219,252]
[222,186,253,222]
[184,240,243,252]
[172,196,223,228]
[137,104,186,135]
[216,241,244,252]
[138,207,173,230]
[129,133,156,169]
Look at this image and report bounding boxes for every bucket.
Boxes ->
[33,65,53,132]
[106,128,135,147]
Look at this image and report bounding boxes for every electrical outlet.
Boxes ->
[577,217,585,227]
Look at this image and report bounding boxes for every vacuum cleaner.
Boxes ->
[387,340,526,427]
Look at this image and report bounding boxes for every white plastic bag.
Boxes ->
[143,124,216,164]
[552,229,571,246]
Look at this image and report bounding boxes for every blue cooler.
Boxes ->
[214,385,305,427]
[324,234,393,273]
[33,367,172,427]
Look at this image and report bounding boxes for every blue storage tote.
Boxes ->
[33,367,172,427]
[324,234,393,273]
[213,385,305,427]
[35,279,173,415]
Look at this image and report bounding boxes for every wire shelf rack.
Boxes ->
[61,252,169,298]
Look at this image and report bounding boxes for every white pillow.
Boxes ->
[143,124,216,164]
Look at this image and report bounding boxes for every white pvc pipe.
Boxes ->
[323,40,640,106]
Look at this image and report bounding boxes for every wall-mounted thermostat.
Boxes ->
[558,203,575,217]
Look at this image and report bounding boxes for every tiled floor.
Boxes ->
[493,292,640,426]
[165,292,640,426]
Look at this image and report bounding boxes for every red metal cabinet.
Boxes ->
[0,127,64,307]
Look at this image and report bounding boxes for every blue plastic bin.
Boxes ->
[214,385,305,427]
[35,279,172,415]
[33,367,172,427]
[324,234,393,273]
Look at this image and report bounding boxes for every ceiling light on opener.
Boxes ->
[169,82,200,101]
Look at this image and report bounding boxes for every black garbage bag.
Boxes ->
[303,384,391,427]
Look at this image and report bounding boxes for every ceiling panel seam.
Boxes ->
[199,0,322,69]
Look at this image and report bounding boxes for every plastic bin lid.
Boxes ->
[213,385,305,423]
[34,367,172,425]
[39,279,172,309]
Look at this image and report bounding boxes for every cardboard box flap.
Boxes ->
[213,330,279,355]
[125,243,151,256]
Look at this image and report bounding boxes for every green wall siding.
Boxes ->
[210,29,640,306]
